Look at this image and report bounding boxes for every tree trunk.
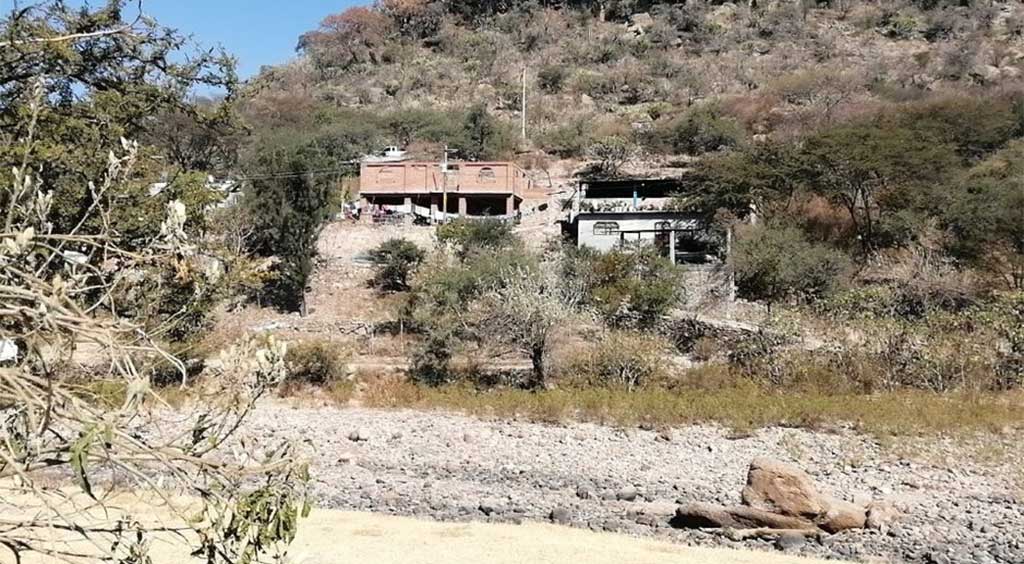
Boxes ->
[529,345,545,389]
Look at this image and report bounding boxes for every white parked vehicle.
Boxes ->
[362,146,408,163]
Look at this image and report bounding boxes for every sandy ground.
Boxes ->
[4,497,847,564]
[285,510,848,564]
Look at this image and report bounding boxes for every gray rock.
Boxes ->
[616,487,639,502]
[348,428,369,442]
[576,485,594,500]
[866,501,901,530]
[549,507,572,525]
[776,532,807,551]
[635,514,661,527]
[478,501,501,516]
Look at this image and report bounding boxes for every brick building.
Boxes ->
[359,161,532,222]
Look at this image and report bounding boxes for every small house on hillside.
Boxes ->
[566,177,723,266]
[359,161,531,223]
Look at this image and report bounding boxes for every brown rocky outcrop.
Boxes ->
[741,457,827,518]
[673,458,880,535]
[675,503,816,531]
[742,457,867,532]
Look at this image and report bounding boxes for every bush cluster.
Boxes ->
[283,339,350,387]
[370,238,427,292]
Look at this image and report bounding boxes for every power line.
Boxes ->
[232,162,361,182]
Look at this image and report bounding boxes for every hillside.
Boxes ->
[245,0,1024,164]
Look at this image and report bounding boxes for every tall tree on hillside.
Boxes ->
[242,142,340,314]
[800,122,957,253]
[377,0,445,38]
[298,6,393,70]
[458,104,514,160]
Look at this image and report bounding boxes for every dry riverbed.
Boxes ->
[5,500,850,564]
[196,401,1024,564]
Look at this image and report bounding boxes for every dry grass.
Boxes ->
[355,378,1024,437]
[79,367,1024,438]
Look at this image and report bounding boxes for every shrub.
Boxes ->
[656,105,743,155]
[730,223,851,309]
[881,12,920,39]
[563,245,684,329]
[555,330,674,390]
[369,238,426,292]
[539,117,596,158]
[404,247,538,383]
[411,333,455,387]
[437,217,518,257]
[467,263,583,387]
[284,339,349,386]
[587,331,674,390]
[537,64,569,93]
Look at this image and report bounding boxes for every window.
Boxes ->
[477,167,496,183]
[593,221,620,236]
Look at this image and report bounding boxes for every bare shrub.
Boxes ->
[558,331,674,391]
[858,245,985,318]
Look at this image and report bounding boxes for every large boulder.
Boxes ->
[742,458,866,532]
[742,458,827,518]
[674,458,876,534]
[674,502,741,529]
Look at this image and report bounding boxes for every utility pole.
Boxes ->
[520,67,528,141]
[441,145,449,224]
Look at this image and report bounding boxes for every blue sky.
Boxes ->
[3,0,363,78]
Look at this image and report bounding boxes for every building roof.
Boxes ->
[580,177,684,199]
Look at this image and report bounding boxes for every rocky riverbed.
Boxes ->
[228,403,1022,564]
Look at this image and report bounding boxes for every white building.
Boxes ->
[567,177,723,265]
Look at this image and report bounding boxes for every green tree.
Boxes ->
[384,108,464,148]
[455,104,514,160]
[892,95,1024,163]
[243,143,339,313]
[799,121,957,253]
[941,141,1024,289]
[677,141,805,220]
[0,0,238,236]
[369,238,427,292]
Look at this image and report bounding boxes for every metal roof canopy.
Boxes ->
[581,177,684,199]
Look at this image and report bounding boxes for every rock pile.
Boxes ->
[675,457,898,539]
